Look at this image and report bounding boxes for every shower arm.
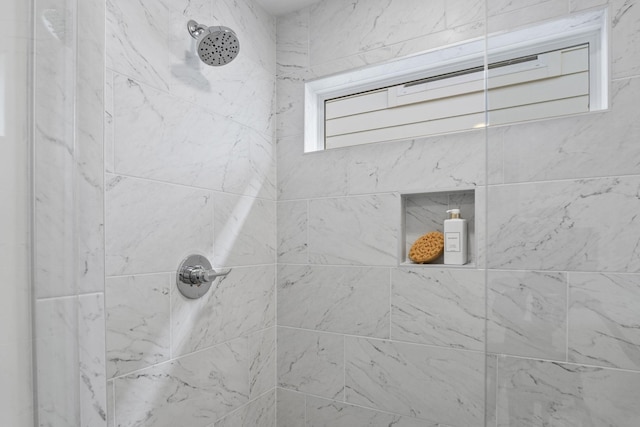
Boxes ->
[187,20,208,39]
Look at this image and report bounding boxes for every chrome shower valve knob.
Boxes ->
[176,254,231,299]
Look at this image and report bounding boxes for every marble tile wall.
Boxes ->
[276,0,640,426]
[105,0,277,425]
[29,0,108,424]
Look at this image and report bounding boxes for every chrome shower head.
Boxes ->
[187,20,240,66]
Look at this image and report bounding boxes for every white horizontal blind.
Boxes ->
[325,45,589,149]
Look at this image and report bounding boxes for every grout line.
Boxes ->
[342,335,346,403]
[105,171,277,203]
[566,271,571,363]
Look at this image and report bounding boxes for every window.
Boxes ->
[304,9,607,152]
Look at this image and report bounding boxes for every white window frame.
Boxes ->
[304,8,608,152]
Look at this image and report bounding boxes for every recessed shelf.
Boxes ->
[401,189,476,267]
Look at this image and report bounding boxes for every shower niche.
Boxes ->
[401,189,476,267]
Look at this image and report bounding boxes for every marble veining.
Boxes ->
[113,77,275,200]
[114,338,249,427]
[487,176,640,272]
[214,389,275,427]
[276,388,305,427]
[106,274,171,378]
[249,328,276,399]
[171,266,275,356]
[79,293,107,427]
[487,270,567,360]
[569,272,640,370]
[612,0,640,78]
[36,297,80,427]
[306,395,432,427]
[277,327,344,400]
[107,0,171,91]
[278,265,390,337]
[308,0,446,65]
[213,193,276,267]
[308,193,399,266]
[277,135,350,200]
[391,268,485,350]
[345,337,485,426]
[501,78,640,183]
[277,201,308,263]
[347,132,485,195]
[497,357,640,427]
[105,174,214,275]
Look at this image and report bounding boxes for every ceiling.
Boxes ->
[254,0,323,16]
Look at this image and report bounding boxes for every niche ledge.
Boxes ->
[401,189,476,267]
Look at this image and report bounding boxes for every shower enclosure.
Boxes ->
[2,0,639,426]
[2,0,105,425]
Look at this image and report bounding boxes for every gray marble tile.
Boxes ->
[172,265,275,356]
[213,193,276,267]
[79,293,107,427]
[612,0,640,79]
[107,380,115,427]
[211,0,276,74]
[114,338,249,427]
[276,388,305,427]
[76,0,105,296]
[249,327,276,399]
[487,176,640,272]
[277,135,350,200]
[501,78,640,183]
[487,0,560,16]
[106,274,171,378]
[496,356,640,427]
[215,389,275,427]
[485,354,498,427]
[278,265,390,338]
[33,0,76,298]
[275,70,309,140]
[106,0,171,91]
[276,9,309,74]
[167,0,276,136]
[308,0,446,65]
[104,70,114,174]
[345,337,485,426]
[391,268,485,351]
[105,174,214,276]
[569,272,640,370]
[487,0,568,32]
[306,396,430,427]
[308,194,399,266]
[347,132,486,195]
[308,21,485,79]
[277,201,308,264]
[570,0,608,11]
[167,10,276,139]
[487,271,567,360]
[446,0,485,28]
[113,76,275,200]
[277,328,344,400]
[35,296,80,427]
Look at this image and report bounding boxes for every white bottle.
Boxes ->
[444,209,468,265]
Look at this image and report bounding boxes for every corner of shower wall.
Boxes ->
[32,0,106,424]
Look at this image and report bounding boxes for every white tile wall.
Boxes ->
[105,0,277,424]
[276,1,640,426]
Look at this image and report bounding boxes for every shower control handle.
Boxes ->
[176,254,231,299]
[181,265,230,285]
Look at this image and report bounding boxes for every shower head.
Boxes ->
[187,20,240,66]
